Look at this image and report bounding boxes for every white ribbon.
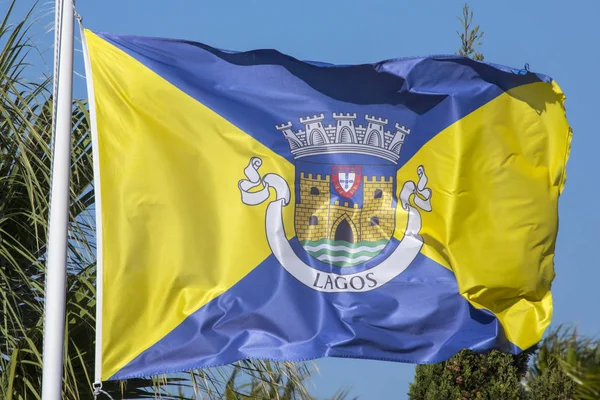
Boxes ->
[238,157,432,293]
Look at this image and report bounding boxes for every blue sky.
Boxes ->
[12,0,600,398]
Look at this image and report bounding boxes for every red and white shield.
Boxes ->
[332,166,362,199]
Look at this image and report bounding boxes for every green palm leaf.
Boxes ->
[526,325,600,400]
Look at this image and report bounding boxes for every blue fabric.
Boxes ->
[96,32,548,168]
[111,253,518,380]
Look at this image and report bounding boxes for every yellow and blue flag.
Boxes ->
[82,29,571,381]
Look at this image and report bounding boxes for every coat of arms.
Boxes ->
[238,113,432,292]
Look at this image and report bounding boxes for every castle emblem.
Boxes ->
[238,113,432,293]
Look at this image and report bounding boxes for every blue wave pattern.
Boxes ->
[302,239,387,267]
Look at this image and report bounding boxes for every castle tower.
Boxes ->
[388,123,410,156]
[333,112,358,143]
[361,176,395,242]
[276,121,304,150]
[364,115,389,148]
[295,173,331,242]
[300,114,329,145]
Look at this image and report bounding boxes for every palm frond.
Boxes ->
[526,325,600,400]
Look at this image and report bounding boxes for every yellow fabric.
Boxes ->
[395,81,570,349]
[85,31,295,380]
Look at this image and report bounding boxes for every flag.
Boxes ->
[82,29,571,382]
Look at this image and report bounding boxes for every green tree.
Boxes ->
[525,326,600,400]
[456,3,484,61]
[0,1,95,397]
[407,349,534,400]
[0,1,353,399]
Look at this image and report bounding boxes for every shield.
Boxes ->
[270,113,411,269]
[332,166,362,198]
[294,157,397,269]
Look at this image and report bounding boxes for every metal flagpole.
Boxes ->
[41,0,75,398]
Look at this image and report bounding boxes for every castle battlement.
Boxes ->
[395,123,411,134]
[331,200,361,209]
[365,115,389,125]
[277,113,412,163]
[300,114,325,124]
[275,121,293,131]
[364,176,394,183]
[333,112,357,120]
[300,172,331,181]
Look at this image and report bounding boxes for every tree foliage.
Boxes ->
[407,349,535,400]
[525,326,600,400]
[456,3,484,61]
[0,0,94,397]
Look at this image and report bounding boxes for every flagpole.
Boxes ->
[41,0,74,398]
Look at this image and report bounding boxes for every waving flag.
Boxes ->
[82,29,571,382]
